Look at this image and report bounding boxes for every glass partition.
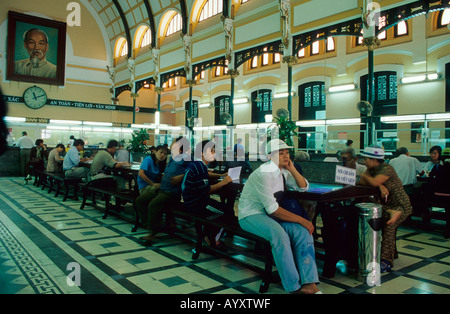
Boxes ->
[325,129,366,153]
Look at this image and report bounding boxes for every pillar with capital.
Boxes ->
[280,0,295,121]
[362,0,381,145]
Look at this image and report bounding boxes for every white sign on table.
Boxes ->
[335,165,356,186]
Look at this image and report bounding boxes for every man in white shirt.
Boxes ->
[238,139,321,294]
[16,131,34,177]
[389,147,424,192]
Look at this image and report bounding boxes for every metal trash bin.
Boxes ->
[356,203,383,286]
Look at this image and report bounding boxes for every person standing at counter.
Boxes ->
[358,146,412,273]
[238,139,321,294]
[63,139,90,181]
[17,131,34,178]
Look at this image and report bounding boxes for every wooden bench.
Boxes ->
[39,171,82,201]
[167,205,276,293]
[79,178,140,232]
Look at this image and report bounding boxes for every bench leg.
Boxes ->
[259,243,274,293]
[48,178,53,193]
[80,187,88,209]
[131,200,139,232]
[63,181,70,202]
[73,183,79,201]
[192,220,204,260]
[55,181,61,197]
[102,195,111,219]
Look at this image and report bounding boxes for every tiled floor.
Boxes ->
[0,176,449,295]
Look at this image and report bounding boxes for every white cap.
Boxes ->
[360,146,385,159]
[266,139,293,154]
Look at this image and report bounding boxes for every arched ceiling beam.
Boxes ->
[223,0,230,18]
[142,0,157,48]
[111,0,132,58]
[179,0,188,35]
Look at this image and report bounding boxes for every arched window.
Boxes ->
[199,0,223,22]
[395,20,408,37]
[326,37,335,52]
[166,13,182,36]
[114,37,128,58]
[134,25,151,49]
[297,37,334,58]
[141,28,151,47]
[437,8,450,28]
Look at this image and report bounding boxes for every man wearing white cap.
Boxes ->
[238,139,321,294]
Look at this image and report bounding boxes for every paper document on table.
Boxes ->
[228,166,242,181]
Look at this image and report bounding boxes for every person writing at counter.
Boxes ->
[63,139,90,181]
[358,146,412,273]
[237,139,321,294]
[47,144,65,173]
[90,139,131,191]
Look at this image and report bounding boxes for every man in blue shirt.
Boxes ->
[181,140,233,247]
[63,139,90,181]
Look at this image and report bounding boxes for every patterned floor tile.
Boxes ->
[0,177,449,296]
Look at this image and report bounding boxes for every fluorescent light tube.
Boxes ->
[401,75,426,84]
[381,115,425,123]
[4,116,26,122]
[233,97,249,104]
[296,120,326,127]
[426,113,450,121]
[328,84,356,93]
[326,118,361,125]
[50,119,82,125]
[83,121,113,126]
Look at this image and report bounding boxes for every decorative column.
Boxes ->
[362,0,381,145]
[127,58,138,124]
[223,16,236,125]
[106,65,117,104]
[183,35,192,81]
[282,56,297,121]
[280,0,295,121]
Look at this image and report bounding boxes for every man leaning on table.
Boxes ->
[90,139,131,191]
[63,139,90,181]
[238,139,321,294]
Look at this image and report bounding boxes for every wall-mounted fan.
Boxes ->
[356,100,373,116]
[220,112,232,125]
[276,108,290,119]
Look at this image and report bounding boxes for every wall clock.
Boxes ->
[23,85,47,109]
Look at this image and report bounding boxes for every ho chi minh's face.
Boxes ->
[24,31,49,61]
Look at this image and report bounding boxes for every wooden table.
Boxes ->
[286,182,380,278]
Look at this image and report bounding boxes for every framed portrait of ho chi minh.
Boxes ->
[6,11,67,86]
